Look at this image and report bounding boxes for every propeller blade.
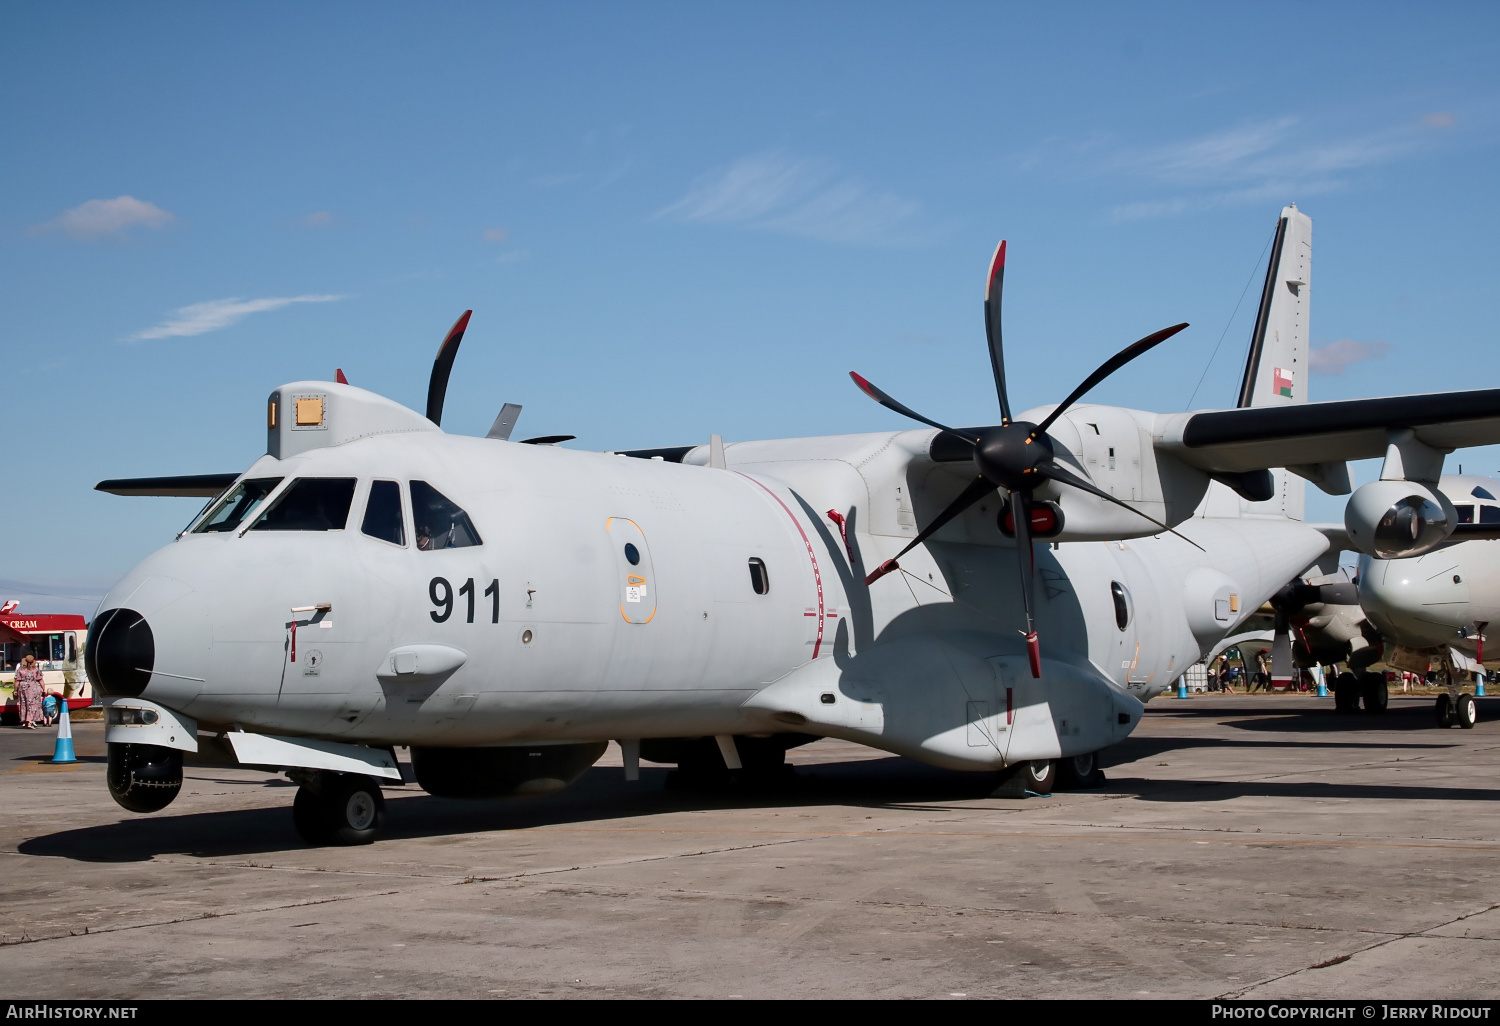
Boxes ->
[519,434,575,445]
[1038,460,1205,551]
[1010,490,1042,678]
[849,372,979,442]
[425,310,473,426]
[983,240,1014,426]
[1033,323,1189,438]
[1271,613,1294,686]
[335,368,349,385]
[865,476,996,585]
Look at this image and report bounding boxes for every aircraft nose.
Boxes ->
[86,609,156,697]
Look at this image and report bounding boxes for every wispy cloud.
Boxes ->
[483,227,508,242]
[659,151,937,246]
[302,210,335,227]
[128,294,349,341]
[1026,112,1457,222]
[29,196,175,240]
[1310,338,1390,376]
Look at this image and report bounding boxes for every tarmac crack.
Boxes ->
[1216,899,1500,998]
[0,890,400,948]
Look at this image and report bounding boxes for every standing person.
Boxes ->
[13,653,45,729]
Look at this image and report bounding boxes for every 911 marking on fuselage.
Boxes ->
[429,576,500,624]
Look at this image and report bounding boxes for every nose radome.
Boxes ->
[86,609,156,697]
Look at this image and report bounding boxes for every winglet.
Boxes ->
[864,559,899,586]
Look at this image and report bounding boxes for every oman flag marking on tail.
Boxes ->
[1273,367,1293,398]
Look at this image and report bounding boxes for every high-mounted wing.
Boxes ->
[1156,389,1500,474]
[96,474,240,497]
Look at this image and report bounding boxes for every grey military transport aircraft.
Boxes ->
[91,205,1500,845]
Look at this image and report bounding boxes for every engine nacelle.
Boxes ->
[1344,480,1455,558]
[410,741,607,798]
[107,742,183,812]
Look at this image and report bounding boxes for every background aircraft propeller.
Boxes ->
[1268,579,1360,684]
[851,239,1191,677]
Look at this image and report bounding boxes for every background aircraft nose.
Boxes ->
[86,609,156,697]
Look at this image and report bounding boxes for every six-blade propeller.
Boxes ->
[851,239,1193,677]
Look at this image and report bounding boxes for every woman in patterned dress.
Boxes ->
[14,653,45,729]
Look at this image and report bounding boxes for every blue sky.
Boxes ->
[3,2,1498,614]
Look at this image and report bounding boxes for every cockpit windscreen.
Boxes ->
[251,478,357,532]
[193,478,283,533]
[411,481,482,550]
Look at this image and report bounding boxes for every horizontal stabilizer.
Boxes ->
[96,473,240,497]
[1160,389,1500,474]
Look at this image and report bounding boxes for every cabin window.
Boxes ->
[624,543,641,565]
[411,481,482,550]
[1473,486,1496,500]
[1111,581,1131,631]
[361,480,406,546]
[1483,505,1500,525]
[1456,504,1475,524]
[251,478,357,531]
[193,478,282,533]
[748,557,770,595]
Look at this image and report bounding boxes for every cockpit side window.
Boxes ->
[362,480,406,546]
[410,481,482,550]
[193,478,283,533]
[1456,504,1475,524]
[251,478,357,532]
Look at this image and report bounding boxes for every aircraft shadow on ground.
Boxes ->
[1154,698,1500,735]
[19,700,1498,862]
[17,759,1013,863]
[1114,777,1500,804]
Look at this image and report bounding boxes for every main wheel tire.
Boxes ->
[1435,693,1455,728]
[1457,693,1478,729]
[292,785,333,845]
[1057,752,1103,790]
[323,775,385,846]
[1360,672,1389,714]
[1334,672,1360,713]
[1022,759,1057,795]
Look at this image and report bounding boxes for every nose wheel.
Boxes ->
[292,771,386,846]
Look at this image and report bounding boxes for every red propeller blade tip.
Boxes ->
[864,559,899,586]
[849,371,877,398]
[335,368,348,385]
[1025,631,1041,679]
[986,240,1007,295]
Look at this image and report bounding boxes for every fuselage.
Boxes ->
[94,405,1327,771]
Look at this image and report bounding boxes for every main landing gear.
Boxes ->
[291,770,387,846]
[1332,672,1387,714]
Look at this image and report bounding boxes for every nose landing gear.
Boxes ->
[291,771,386,845]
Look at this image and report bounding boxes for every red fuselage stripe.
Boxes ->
[738,474,825,660]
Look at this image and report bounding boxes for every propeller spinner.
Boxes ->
[850,240,1191,677]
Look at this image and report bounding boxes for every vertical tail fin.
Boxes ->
[1237,204,1312,409]
[1236,204,1313,520]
